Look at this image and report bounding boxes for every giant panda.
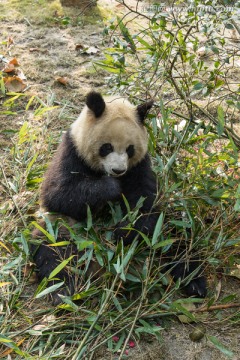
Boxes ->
[32,91,207,304]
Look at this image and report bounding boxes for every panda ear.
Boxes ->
[136,100,154,123]
[86,91,106,118]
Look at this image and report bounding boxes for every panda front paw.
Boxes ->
[170,262,207,298]
[49,282,75,306]
[113,221,139,245]
[184,275,207,298]
[103,176,122,200]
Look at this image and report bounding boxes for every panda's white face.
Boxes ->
[70,92,153,175]
[99,143,135,177]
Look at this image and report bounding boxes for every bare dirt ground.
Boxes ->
[0,1,240,359]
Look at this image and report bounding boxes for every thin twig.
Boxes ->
[195,303,240,313]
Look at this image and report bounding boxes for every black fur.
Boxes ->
[137,100,154,123]
[86,91,106,118]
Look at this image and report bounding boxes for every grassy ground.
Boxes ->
[0,1,240,359]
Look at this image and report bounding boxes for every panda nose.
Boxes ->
[112,168,126,176]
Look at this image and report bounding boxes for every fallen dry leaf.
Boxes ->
[75,43,84,50]
[32,314,56,331]
[0,338,25,358]
[32,324,48,331]
[4,76,27,92]
[56,76,69,85]
[9,57,19,66]
[3,63,15,73]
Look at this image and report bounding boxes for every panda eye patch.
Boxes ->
[126,145,135,158]
[99,143,113,157]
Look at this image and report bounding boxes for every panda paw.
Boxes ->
[103,176,122,200]
[184,275,207,298]
[113,221,138,245]
[49,284,75,306]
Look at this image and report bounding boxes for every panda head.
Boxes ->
[71,91,153,177]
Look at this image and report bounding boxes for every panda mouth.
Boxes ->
[109,169,127,177]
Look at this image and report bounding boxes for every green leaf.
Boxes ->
[136,319,163,337]
[170,220,191,228]
[173,302,196,323]
[0,111,17,115]
[19,233,29,256]
[31,221,56,243]
[86,206,92,231]
[215,79,224,89]
[225,23,234,29]
[122,241,138,268]
[234,199,240,212]
[193,82,204,90]
[211,45,219,54]
[208,335,234,358]
[217,106,225,136]
[153,238,175,250]
[126,273,141,282]
[49,256,75,279]
[234,184,240,212]
[18,122,29,144]
[112,295,123,311]
[164,152,177,172]
[49,241,71,247]
[136,35,154,50]
[35,281,64,299]
[77,240,94,251]
[152,212,164,246]
[26,152,38,175]
[0,335,26,356]
[212,189,230,199]
[0,334,16,345]
[121,194,131,216]
[117,16,136,53]
[58,295,79,311]
[25,95,36,110]
[137,231,151,246]
[113,256,121,274]
[95,61,121,74]
[95,250,104,266]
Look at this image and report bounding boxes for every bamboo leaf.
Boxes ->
[35,281,64,298]
[208,335,234,358]
[117,17,136,53]
[31,221,56,243]
[217,106,225,136]
[49,256,75,279]
[152,212,164,246]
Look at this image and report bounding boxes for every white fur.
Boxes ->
[101,152,128,176]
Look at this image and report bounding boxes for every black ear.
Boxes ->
[86,91,106,118]
[137,100,154,123]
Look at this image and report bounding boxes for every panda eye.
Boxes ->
[126,145,135,158]
[99,143,113,157]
